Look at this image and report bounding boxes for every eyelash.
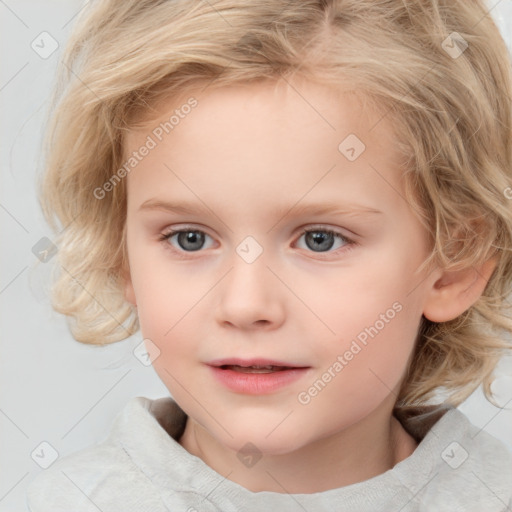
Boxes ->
[158,225,356,260]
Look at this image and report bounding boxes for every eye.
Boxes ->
[160,228,214,252]
[159,226,355,257]
[295,227,352,254]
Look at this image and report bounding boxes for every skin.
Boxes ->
[122,77,494,493]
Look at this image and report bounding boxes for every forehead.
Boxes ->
[125,78,398,153]
[123,78,409,215]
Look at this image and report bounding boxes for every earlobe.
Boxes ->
[423,257,497,323]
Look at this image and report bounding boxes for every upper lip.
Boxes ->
[206,358,310,368]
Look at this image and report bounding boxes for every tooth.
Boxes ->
[224,364,290,373]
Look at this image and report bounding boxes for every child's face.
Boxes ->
[123,78,437,455]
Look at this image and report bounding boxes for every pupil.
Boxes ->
[307,231,334,252]
[178,231,204,251]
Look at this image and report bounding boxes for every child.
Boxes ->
[27,0,512,510]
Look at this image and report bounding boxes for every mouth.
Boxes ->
[206,358,311,394]
[207,358,310,373]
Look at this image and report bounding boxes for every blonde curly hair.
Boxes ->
[39,0,512,408]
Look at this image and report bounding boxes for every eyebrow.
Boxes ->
[138,198,383,220]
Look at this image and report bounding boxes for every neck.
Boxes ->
[178,398,418,494]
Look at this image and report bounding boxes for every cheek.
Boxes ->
[298,310,419,434]
[299,254,422,400]
[129,253,211,379]
[128,244,209,336]
[294,254,416,345]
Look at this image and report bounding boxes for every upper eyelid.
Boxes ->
[161,224,350,236]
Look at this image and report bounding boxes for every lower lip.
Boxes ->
[208,366,310,394]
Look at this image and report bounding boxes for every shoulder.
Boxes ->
[437,408,512,479]
[397,406,512,511]
[26,439,139,511]
[26,396,175,512]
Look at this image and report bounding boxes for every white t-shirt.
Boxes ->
[26,396,512,511]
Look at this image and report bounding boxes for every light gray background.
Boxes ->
[1,1,512,510]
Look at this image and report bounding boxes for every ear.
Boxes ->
[423,256,497,323]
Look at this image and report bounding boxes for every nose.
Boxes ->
[215,246,286,331]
